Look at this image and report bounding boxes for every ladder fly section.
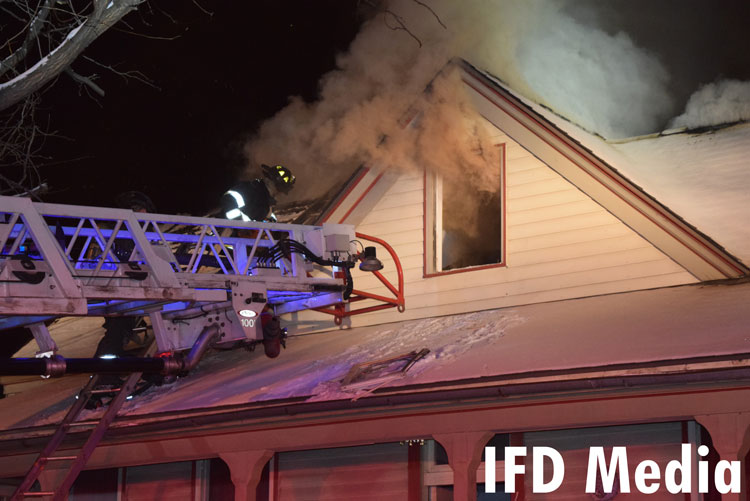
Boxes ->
[0,196,401,353]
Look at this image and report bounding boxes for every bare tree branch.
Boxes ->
[0,94,51,197]
[0,0,145,112]
[111,25,181,41]
[0,0,215,196]
[82,55,160,90]
[65,66,105,96]
[411,0,446,29]
[358,0,447,48]
[0,0,54,77]
[191,0,213,18]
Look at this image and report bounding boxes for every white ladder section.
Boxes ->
[0,196,357,353]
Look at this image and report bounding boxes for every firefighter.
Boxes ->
[114,191,156,214]
[220,164,295,223]
[219,165,294,358]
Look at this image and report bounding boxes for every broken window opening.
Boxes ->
[425,145,504,275]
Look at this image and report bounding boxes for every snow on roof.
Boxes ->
[2,281,750,431]
[124,281,750,414]
[469,65,750,265]
[610,124,750,264]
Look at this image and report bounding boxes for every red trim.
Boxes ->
[338,172,384,224]
[324,102,418,224]
[121,466,127,498]
[423,262,505,279]
[273,453,280,501]
[461,68,744,278]
[407,441,422,501]
[320,167,370,223]
[191,460,197,500]
[423,143,507,278]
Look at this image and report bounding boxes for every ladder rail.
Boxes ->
[1,195,406,347]
[3,196,341,283]
[0,196,352,317]
[52,370,145,500]
[11,341,156,500]
[11,375,102,500]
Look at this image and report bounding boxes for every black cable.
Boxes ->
[343,266,353,301]
[260,239,354,269]
[256,238,356,300]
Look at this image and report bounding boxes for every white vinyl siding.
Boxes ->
[286,126,694,333]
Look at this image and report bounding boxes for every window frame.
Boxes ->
[423,143,506,278]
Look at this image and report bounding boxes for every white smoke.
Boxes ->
[669,79,750,130]
[512,6,673,138]
[244,0,744,202]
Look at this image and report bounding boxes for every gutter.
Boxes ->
[113,365,750,433]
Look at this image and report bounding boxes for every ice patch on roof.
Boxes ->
[669,79,750,130]
[234,311,525,402]
[305,311,526,401]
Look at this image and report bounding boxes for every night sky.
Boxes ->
[28,1,750,215]
[40,1,363,215]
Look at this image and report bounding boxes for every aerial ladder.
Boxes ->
[0,195,404,499]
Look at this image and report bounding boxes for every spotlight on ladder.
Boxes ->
[359,246,383,272]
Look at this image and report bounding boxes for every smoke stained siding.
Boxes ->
[286,123,694,334]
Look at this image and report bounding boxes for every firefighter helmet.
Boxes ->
[115,191,156,213]
[261,164,295,194]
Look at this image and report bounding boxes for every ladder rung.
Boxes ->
[86,388,121,395]
[23,492,54,497]
[44,455,77,461]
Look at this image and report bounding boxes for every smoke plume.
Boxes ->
[244,0,749,203]
[244,0,508,202]
[669,79,750,130]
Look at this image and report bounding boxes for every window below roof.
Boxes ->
[424,145,505,276]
